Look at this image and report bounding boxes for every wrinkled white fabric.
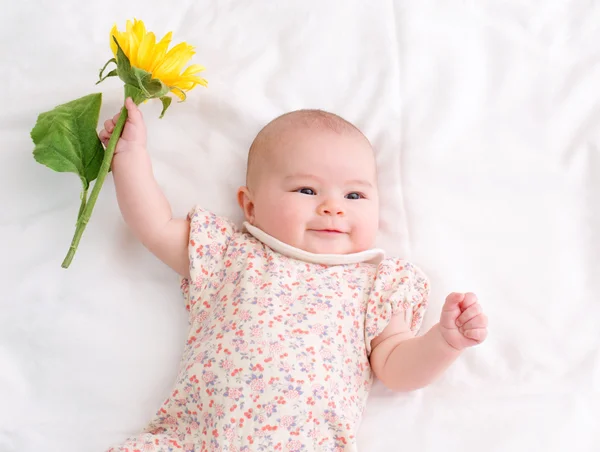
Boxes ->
[0,1,598,451]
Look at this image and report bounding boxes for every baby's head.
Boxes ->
[237,109,379,255]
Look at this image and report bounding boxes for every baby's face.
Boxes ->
[240,126,379,254]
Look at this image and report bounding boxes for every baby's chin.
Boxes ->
[300,237,364,255]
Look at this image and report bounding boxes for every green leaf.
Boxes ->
[145,78,169,97]
[113,36,137,86]
[31,93,104,189]
[124,84,147,105]
[96,69,118,85]
[159,96,172,118]
[134,68,169,97]
[132,68,151,97]
[97,58,117,85]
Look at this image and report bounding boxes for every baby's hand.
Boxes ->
[439,292,488,350]
[99,97,147,154]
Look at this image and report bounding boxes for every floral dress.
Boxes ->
[107,207,429,452]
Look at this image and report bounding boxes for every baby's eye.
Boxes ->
[345,192,364,200]
[297,188,316,196]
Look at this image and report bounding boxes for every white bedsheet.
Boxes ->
[1,1,599,451]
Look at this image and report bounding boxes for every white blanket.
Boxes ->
[1,1,598,451]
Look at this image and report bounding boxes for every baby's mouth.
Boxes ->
[308,229,347,235]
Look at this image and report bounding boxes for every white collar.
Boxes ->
[243,222,385,266]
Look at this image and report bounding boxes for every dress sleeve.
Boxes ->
[364,258,430,355]
[179,206,236,313]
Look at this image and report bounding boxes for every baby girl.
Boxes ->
[100,98,488,452]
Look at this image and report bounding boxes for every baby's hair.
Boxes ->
[246,109,368,187]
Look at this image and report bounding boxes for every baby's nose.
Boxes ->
[317,201,344,216]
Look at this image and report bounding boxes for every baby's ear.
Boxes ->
[237,186,255,223]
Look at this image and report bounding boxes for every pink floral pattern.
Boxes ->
[107,207,429,452]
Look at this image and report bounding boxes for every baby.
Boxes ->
[100,98,488,452]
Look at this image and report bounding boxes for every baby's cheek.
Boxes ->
[260,197,303,239]
[352,208,379,249]
[275,204,304,231]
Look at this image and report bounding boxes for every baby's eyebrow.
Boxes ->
[284,174,321,182]
[347,179,374,188]
[285,174,373,189]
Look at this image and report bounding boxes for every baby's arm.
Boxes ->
[99,98,190,278]
[370,292,488,392]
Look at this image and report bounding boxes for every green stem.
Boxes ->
[61,104,128,268]
[77,187,88,220]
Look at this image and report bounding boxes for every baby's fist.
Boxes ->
[99,97,147,155]
[439,292,488,350]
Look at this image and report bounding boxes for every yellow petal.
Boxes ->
[132,19,146,44]
[188,75,208,87]
[181,64,205,76]
[172,74,205,85]
[170,74,208,92]
[181,75,208,88]
[171,80,193,91]
[110,24,118,56]
[137,31,156,71]
[148,31,173,73]
[124,19,133,49]
[117,30,129,58]
[163,69,207,91]
[170,88,186,101]
[153,43,194,81]
[122,20,142,64]
[161,43,193,72]
[127,31,140,66]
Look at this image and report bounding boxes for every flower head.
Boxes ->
[109,19,207,100]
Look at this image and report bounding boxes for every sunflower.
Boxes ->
[109,19,207,100]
